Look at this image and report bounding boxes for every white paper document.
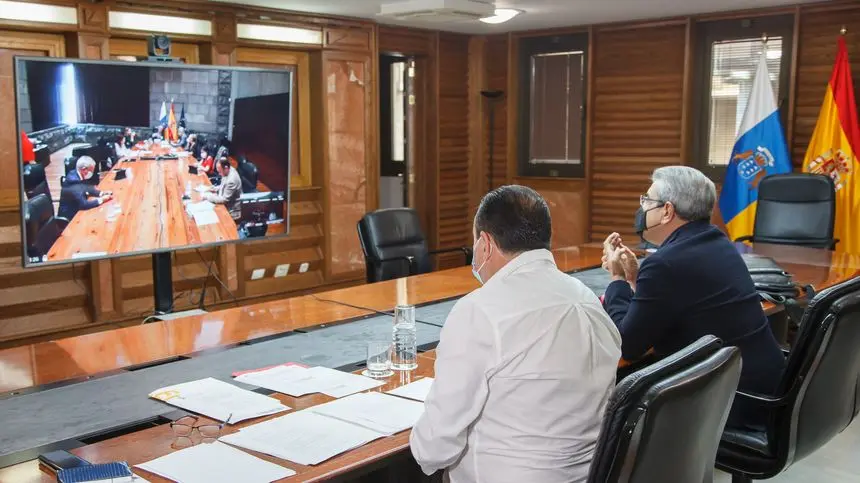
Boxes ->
[221,410,385,466]
[193,210,219,226]
[386,377,434,402]
[194,184,210,193]
[136,441,294,483]
[234,365,384,398]
[310,392,424,436]
[149,377,289,423]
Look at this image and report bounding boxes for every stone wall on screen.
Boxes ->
[16,65,33,134]
[148,67,232,139]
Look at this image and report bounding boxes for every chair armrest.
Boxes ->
[734,235,755,243]
[373,255,416,275]
[734,390,790,408]
[428,247,472,266]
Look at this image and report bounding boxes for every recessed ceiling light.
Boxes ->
[479,8,522,24]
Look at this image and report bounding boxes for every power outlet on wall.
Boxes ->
[274,264,290,278]
[251,268,266,280]
[299,262,309,273]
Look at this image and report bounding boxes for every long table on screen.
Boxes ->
[0,243,858,482]
[47,148,238,262]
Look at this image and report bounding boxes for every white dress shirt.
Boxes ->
[410,249,622,483]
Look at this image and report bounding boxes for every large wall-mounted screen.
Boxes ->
[15,57,292,267]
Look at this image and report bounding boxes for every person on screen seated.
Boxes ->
[600,165,784,430]
[202,158,242,221]
[410,185,622,482]
[57,156,113,220]
[197,146,215,175]
[185,134,200,158]
[151,125,164,141]
[123,127,137,149]
[178,127,188,148]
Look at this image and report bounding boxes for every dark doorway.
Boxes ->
[379,55,415,209]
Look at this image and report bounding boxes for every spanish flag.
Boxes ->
[166,101,179,142]
[802,37,860,253]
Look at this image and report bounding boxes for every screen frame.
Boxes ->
[14,56,294,268]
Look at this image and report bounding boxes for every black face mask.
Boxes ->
[634,205,664,239]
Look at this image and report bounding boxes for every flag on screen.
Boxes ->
[718,46,792,240]
[167,101,178,142]
[179,104,186,129]
[802,36,860,253]
[159,101,168,126]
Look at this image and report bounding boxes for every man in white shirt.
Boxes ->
[410,185,622,483]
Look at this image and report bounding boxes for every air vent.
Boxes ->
[378,0,495,23]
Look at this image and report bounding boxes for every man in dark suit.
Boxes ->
[58,156,112,220]
[601,165,784,430]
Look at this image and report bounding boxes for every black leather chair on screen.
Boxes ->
[587,335,742,483]
[24,194,68,260]
[716,276,860,482]
[23,163,51,202]
[358,208,472,283]
[735,173,838,249]
[238,161,259,193]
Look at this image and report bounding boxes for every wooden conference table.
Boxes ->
[0,243,858,482]
[47,145,238,262]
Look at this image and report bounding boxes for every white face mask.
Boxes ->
[471,237,490,285]
[82,169,93,180]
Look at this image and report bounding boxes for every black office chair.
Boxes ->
[23,163,51,202]
[71,144,93,159]
[357,208,472,283]
[587,335,742,483]
[716,276,860,482]
[238,161,259,193]
[734,173,838,249]
[24,194,67,259]
[64,156,78,175]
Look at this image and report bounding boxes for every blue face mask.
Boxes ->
[472,237,489,285]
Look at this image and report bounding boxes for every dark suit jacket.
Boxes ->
[57,170,102,220]
[604,220,785,428]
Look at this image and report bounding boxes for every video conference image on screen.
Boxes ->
[16,58,293,267]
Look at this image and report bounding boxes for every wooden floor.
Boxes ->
[715,419,860,481]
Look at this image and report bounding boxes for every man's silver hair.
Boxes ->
[651,166,716,221]
[76,156,96,172]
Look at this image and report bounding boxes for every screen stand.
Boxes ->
[152,253,173,315]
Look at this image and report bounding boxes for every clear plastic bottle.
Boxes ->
[391,304,417,370]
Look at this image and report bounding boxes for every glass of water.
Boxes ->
[364,341,393,378]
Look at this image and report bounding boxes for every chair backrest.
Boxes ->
[23,163,46,190]
[752,173,836,248]
[769,276,860,467]
[33,217,65,258]
[23,194,54,258]
[588,335,742,483]
[357,208,432,283]
[64,156,78,174]
[237,161,258,193]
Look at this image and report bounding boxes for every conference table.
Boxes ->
[47,145,239,262]
[0,243,858,482]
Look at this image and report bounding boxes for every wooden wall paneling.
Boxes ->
[324,27,372,52]
[485,34,509,192]
[584,27,596,242]
[108,38,201,64]
[505,33,518,185]
[679,19,694,165]
[515,178,589,248]
[468,36,486,219]
[435,33,471,269]
[378,26,435,56]
[791,6,860,168]
[322,50,373,280]
[589,24,686,242]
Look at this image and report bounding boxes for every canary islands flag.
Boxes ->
[158,101,168,126]
[802,36,860,254]
[719,47,792,240]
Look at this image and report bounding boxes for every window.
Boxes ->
[692,16,794,180]
[518,34,588,178]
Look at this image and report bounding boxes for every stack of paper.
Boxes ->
[234,365,385,398]
[187,200,218,226]
[221,393,424,466]
[194,184,210,193]
[136,441,294,483]
[386,377,434,402]
[149,377,289,423]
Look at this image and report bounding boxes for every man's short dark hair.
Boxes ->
[217,157,231,170]
[474,185,552,253]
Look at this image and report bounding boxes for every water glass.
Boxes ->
[392,304,418,371]
[365,341,393,378]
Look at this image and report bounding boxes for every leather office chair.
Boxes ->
[238,161,259,193]
[64,156,77,175]
[716,276,860,482]
[358,208,472,283]
[735,173,837,249]
[24,194,67,259]
[23,163,51,202]
[587,335,742,483]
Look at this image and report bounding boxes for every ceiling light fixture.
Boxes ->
[479,8,522,24]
